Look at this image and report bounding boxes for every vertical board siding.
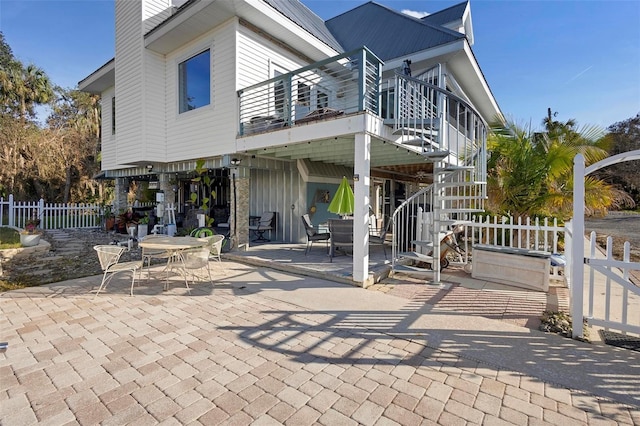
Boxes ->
[249,161,306,243]
[165,19,237,161]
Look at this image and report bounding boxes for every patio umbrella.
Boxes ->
[328,176,354,216]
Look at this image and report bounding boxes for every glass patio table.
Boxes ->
[138,236,207,289]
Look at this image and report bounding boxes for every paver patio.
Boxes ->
[1,261,639,425]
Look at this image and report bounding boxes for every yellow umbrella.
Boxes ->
[328,176,354,215]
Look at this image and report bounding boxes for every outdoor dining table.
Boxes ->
[138,236,207,289]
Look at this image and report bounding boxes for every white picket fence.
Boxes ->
[567,218,640,338]
[0,195,103,230]
[470,215,563,253]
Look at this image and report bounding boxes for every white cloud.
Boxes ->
[401,9,429,19]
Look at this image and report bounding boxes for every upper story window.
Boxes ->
[178,49,211,113]
[111,97,116,135]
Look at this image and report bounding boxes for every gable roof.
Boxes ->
[325,2,465,61]
[264,0,343,52]
[421,1,468,26]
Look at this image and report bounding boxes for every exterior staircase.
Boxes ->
[385,68,488,283]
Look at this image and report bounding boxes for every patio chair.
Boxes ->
[93,245,143,298]
[175,247,213,286]
[301,214,330,255]
[369,216,392,259]
[328,218,353,262]
[249,211,276,242]
[141,235,175,281]
[198,234,225,263]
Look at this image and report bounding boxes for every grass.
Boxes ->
[0,227,21,249]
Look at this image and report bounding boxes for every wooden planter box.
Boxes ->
[472,244,550,292]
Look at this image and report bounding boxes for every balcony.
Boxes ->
[238,47,382,137]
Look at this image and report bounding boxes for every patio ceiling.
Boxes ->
[246,136,436,183]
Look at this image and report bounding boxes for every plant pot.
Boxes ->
[20,234,41,247]
[138,224,148,238]
[105,217,115,231]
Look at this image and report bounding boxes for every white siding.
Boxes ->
[115,0,144,166]
[237,25,308,90]
[100,87,117,170]
[143,50,166,162]
[165,18,238,161]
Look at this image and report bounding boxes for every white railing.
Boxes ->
[582,232,640,336]
[470,215,563,253]
[238,47,383,136]
[468,215,565,281]
[0,195,102,230]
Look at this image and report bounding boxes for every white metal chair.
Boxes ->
[141,235,174,281]
[198,234,225,263]
[175,247,213,286]
[93,245,143,298]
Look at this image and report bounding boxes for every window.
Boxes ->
[316,90,328,109]
[274,70,285,117]
[111,97,116,135]
[297,82,310,106]
[178,49,211,113]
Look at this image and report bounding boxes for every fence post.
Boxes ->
[8,194,14,227]
[571,154,585,340]
[38,198,45,230]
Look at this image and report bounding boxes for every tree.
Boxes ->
[487,112,632,219]
[592,114,640,206]
[44,88,102,203]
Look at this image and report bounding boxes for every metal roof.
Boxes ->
[421,1,468,26]
[263,0,343,52]
[325,2,464,61]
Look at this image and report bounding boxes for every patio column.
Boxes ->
[114,178,128,213]
[353,132,371,284]
[231,166,250,250]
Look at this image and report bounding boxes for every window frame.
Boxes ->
[177,48,212,114]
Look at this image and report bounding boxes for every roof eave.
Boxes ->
[78,58,115,94]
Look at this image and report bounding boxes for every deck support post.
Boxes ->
[353,132,371,284]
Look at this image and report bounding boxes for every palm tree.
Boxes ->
[487,116,628,220]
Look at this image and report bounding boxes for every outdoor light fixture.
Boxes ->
[146,164,153,171]
[230,158,241,166]
[353,174,360,182]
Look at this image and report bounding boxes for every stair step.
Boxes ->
[392,264,434,275]
[398,251,434,262]
[401,137,436,147]
[438,181,479,188]
[422,151,449,160]
[411,240,434,249]
[441,165,475,172]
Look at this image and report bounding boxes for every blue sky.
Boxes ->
[1,0,638,130]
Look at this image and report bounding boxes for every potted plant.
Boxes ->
[20,215,42,247]
[103,205,115,232]
[137,215,149,238]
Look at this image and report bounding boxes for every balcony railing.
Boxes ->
[237,47,383,136]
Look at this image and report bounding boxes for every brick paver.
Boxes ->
[0,265,639,425]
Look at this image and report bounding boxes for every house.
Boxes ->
[79,0,502,286]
